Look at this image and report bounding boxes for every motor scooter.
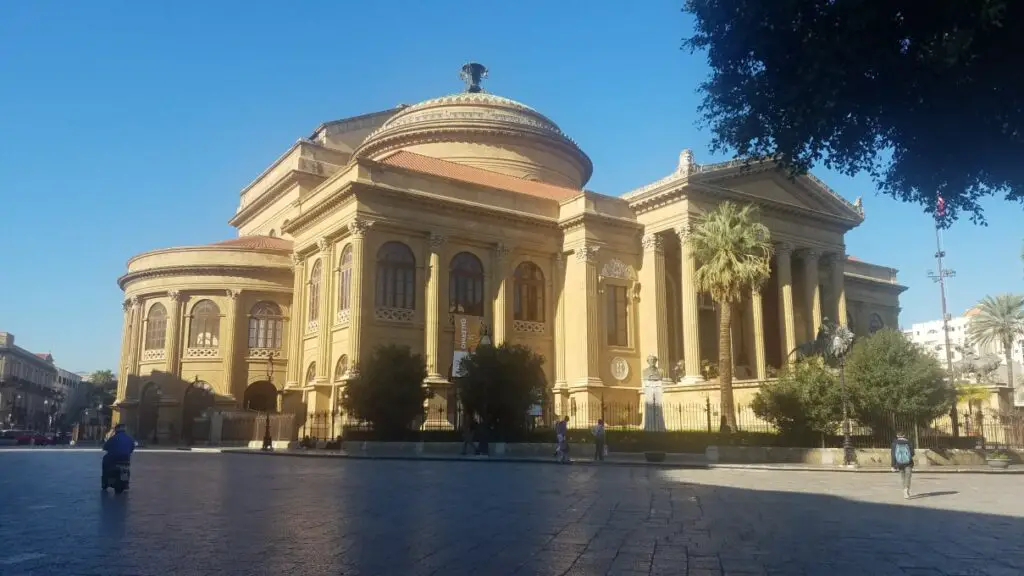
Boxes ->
[102,459,131,494]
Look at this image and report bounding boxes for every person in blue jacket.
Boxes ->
[102,424,136,476]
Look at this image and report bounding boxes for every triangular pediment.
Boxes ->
[692,164,863,223]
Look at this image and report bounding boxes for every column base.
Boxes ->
[679,375,705,385]
[424,375,450,385]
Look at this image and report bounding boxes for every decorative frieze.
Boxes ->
[600,259,637,281]
[375,307,415,323]
[494,242,512,260]
[513,320,545,334]
[184,347,218,359]
[247,348,277,359]
[317,237,330,253]
[306,319,320,333]
[428,233,447,248]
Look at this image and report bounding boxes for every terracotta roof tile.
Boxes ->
[210,236,293,251]
[378,150,581,202]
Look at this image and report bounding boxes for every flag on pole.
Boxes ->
[936,195,946,219]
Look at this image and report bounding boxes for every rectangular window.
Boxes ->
[606,285,629,347]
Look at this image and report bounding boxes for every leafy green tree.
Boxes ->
[968,293,1024,388]
[751,357,843,439]
[88,369,116,391]
[686,201,772,431]
[683,0,1024,224]
[845,329,951,431]
[456,343,546,440]
[341,345,428,439]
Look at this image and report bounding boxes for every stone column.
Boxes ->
[125,296,142,382]
[347,218,374,376]
[639,233,671,381]
[803,249,823,336]
[751,288,767,380]
[116,300,133,401]
[830,252,848,326]
[574,244,603,387]
[776,243,797,364]
[285,254,305,387]
[675,225,702,382]
[492,243,512,345]
[165,290,184,377]
[316,238,334,382]
[424,233,447,381]
[553,252,567,389]
[221,289,242,399]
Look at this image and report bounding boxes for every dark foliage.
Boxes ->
[341,345,428,440]
[751,358,844,439]
[684,0,1024,224]
[455,344,547,440]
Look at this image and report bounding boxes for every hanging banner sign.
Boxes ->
[452,314,483,377]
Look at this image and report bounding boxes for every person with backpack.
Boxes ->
[891,430,916,499]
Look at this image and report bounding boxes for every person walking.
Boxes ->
[891,430,916,499]
[554,415,570,463]
[592,419,606,462]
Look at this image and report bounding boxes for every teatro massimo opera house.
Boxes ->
[113,65,905,441]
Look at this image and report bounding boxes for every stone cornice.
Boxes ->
[844,273,908,294]
[118,264,292,290]
[686,182,859,231]
[125,244,292,269]
[558,210,643,233]
[366,180,560,231]
[229,168,326,228]
[281,182,358,237]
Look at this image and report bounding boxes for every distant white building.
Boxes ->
[55,368,89,416]
[904,309,1024,406]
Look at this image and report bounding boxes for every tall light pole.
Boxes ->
[262,352,280,451]
[928,224,958,437]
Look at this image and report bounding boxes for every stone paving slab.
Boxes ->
[1,450,1022,575]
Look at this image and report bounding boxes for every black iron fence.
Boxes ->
[337,400,1024,451]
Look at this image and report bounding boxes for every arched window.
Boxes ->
[248,301,283,349]
[338,245,353,313]
[449,252,485,316]
[305,362,317,385]
[308,260,322,323]
[334,355,349,380]
[513,262,545,322]
[268,229,277,238]
[869,313,884,334]
[189,300,220,347]
[375,242,416,309]
[144,303,167,350]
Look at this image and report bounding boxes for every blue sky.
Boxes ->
[1,1,1020,373]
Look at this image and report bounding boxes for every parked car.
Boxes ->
[0,429,27,446]
[15,432,48,446]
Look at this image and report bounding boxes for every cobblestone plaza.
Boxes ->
[1,451,1021,575]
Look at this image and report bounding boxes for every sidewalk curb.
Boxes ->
[221,449,709,469]
[222,449,1023,474]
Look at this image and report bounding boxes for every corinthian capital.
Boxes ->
[316,237,330,253]
[575,244,600,264]
[673,223,692,241]
[641,233,663,253]
[349,218,374,238]
[290,252,303,266]
[774,242,793,256]
[167,290,183,302]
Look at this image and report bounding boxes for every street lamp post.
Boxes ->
[262,352,281,451]
[477,332,492,456]
[827,323,856,466]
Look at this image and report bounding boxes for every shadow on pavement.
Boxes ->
[0,451,1020,575]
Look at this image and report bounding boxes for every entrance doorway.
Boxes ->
[138,383,160,443]
[181,381,214,445]
[243,381,278,412]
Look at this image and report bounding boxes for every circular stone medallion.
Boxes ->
[611,357,629,382]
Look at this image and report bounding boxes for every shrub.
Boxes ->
[341,344,428,440]
[750,357,843,439]
[456,343,546,440]
[845,329,952,433]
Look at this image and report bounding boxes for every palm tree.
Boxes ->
[967,294,1024,391]
[686,201,773,431]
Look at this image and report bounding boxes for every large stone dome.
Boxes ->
[354,65,592,188]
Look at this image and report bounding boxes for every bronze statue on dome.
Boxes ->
[460,62,488,93]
